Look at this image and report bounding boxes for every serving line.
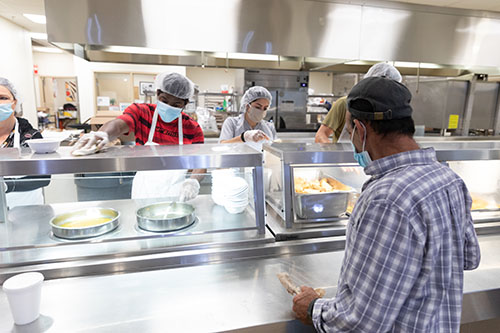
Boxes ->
[0,234,499,332]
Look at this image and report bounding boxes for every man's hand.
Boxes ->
[244,130,270,142]
[292,286,319,325]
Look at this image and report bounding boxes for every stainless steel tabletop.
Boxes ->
[0,143,262,176]
[1,234,499,332]
[0,196,269,268]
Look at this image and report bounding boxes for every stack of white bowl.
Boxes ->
[211,169,249,214]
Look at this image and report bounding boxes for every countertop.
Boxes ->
[1,234,500,332]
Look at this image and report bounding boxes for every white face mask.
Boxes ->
[247,106,267,123]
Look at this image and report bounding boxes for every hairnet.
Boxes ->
[0,77,19,100]
[155,72,194,100]
[365,63,402,82]
[240,86,272,112]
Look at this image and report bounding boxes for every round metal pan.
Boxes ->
[50,207,120,239]
[136,202,195,232]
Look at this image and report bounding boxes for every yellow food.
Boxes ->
[295,176,351,194]
[59,217,112,228]
[471,196,489,210]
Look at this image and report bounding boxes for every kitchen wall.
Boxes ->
[309,72,333,95]
[71,59,186,122]
[186,67,244,94]
[0,17,37,126]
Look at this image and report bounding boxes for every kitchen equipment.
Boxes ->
[136,202,195,232]
[50,207,120,239]
[293,170,355,220]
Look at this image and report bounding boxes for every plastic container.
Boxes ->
[27,138,60,154]
[2,272,44,325]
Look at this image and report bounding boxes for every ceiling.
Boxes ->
[0,0,45,33]
[0,0,499,36]
[385,0,500,12]
[1,0,499,36]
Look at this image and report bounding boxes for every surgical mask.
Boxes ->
[0,103,14,122]
[350,122,372,168]
[247,106,267,123]
[156,100,182,123]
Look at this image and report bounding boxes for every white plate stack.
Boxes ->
[211,169,249,214]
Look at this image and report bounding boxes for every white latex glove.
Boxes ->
[244,130,270,143]
[72,131,109,155]
[179,179,200,202]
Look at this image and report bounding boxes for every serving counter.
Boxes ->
[0,144,271,282]
[264,140,500,240]
[0,234,499,332]
[1,140,500,331]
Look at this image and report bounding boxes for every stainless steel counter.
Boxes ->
[0,196,274,282]
[1,234,499,332]
[0,144,262,177]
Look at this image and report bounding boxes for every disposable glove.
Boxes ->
[72,131,109,156]
[243,130,269,143]
[179,178,200,202]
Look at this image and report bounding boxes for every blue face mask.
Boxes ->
[156,100,182,123]
[351,122,372,168]
[0,103,14,122]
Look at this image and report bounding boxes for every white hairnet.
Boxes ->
[240,86,272,112]
[0,77,19,100]
[365,63,402,82]
[155,72,194,100]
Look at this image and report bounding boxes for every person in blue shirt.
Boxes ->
[292,77,480,332]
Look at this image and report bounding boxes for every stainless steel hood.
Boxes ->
[45,0,500,72]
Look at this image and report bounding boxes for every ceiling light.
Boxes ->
[393,61,443,69]
[33,46,63,53]
[29,32,48,40]
[344,60,373,65]
[102,45,195,56]
[211,52,279,61]
[23,14,47,24]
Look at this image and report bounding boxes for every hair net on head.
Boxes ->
[0,77,19,100]
[365,63,402,82]
[155,72,194,100]
[240,86,272,112]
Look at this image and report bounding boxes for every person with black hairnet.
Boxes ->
[315,63,402,143]
[219,86,276,143]
[0,77,50,208]
[72,72,205,202]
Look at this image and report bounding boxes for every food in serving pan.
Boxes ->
[58,217,113,228]
[294,176,351,194]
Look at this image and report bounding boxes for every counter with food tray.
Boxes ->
[0,143,271,283]
[264,141,500,240]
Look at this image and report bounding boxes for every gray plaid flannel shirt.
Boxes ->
[313,148,480,332]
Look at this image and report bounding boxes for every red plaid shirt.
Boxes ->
[118,103,204,145]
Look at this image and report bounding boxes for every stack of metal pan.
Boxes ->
[136,202,196,232]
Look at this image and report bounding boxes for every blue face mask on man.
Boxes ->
[156,100,182,123]
[0,103,14,122]
[351,121,372,168]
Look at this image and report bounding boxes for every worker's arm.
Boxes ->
[190,169,206,182]
[315,125,334,143]
[220,136,243,144]
[100,118,130,141]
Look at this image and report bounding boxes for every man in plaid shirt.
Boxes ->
[293,77,480,332]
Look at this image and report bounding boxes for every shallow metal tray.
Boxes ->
[136,202,196,232]
[293,191,350,220]
[50,207,120,239]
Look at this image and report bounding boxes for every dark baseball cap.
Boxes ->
[347,76,413,120]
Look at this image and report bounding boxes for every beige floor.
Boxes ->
[461,318,500,333]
